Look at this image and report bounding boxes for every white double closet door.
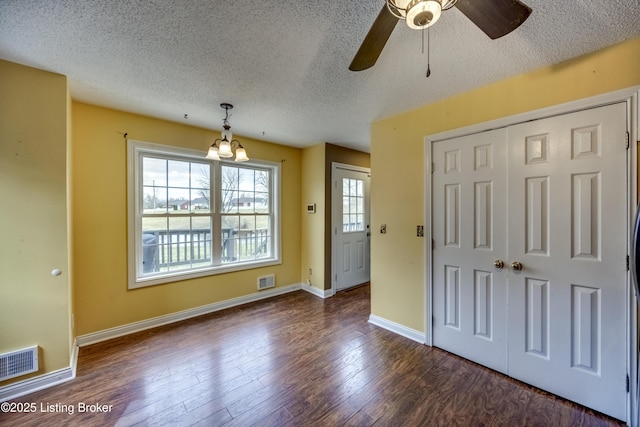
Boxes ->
[432,102,628,420]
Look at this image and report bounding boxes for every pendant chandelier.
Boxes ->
[206,103,249,162]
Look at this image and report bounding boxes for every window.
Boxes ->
[128,140,280,289]
[342,177,365,232]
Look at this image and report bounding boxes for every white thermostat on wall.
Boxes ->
[306,203,316,213]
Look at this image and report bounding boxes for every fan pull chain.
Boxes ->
[421,27,432,78]
[426,26,431,78]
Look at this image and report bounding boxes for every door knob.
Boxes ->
[493,259,505,269]
[511,261,523,271]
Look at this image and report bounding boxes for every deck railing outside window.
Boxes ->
[142,228,269,273]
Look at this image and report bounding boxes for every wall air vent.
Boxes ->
[0,346,39,381]
[257,274,275,290]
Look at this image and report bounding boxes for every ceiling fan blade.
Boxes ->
[349,5,399,71]
[455,0,532,40]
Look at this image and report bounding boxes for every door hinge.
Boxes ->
[626,132,630,149]
[627,255,630,271]
[431,162,435,174]
[432,238,435,251]
[627,374,630,393]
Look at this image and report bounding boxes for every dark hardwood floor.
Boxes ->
[1,284,624,426]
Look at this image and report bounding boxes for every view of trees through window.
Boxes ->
[138,155,273,277]
[220,164,272,267]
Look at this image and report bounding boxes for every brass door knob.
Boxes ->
[511,261,523,271]
[494,260,505,269]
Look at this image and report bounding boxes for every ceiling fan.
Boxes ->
[349,0,532,71]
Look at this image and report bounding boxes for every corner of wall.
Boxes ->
[301,144,327,290]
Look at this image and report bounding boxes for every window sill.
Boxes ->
[128,258,282,290]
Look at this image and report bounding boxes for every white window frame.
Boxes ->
[341,176,366,233]
[127,139,281,289]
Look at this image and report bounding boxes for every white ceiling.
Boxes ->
[1,1,639,152]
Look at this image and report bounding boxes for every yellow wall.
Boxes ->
[300,144,326,291]
[72,102,302,335]
[370,37,640,331]
[0,60,71,383]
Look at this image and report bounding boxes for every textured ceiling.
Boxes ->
[1,1,639,152]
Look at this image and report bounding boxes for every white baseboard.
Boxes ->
[1,283,302,401]
[368,314,426,344]
[0,366,74,403]
[301,283,334,298]
[77,283,302,347]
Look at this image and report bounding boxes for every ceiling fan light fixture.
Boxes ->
[406,0,441,29]
[351,0,528,72]
[387,0,456,30]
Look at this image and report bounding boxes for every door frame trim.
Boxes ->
[331,162,371,295]
[424,86,639,424]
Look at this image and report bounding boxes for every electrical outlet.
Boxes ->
[417,225,424,237]
[308,268,312,275]
[380,224,387,234]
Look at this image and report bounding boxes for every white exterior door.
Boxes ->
[333,164,371,291]
[432,103,628,420]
